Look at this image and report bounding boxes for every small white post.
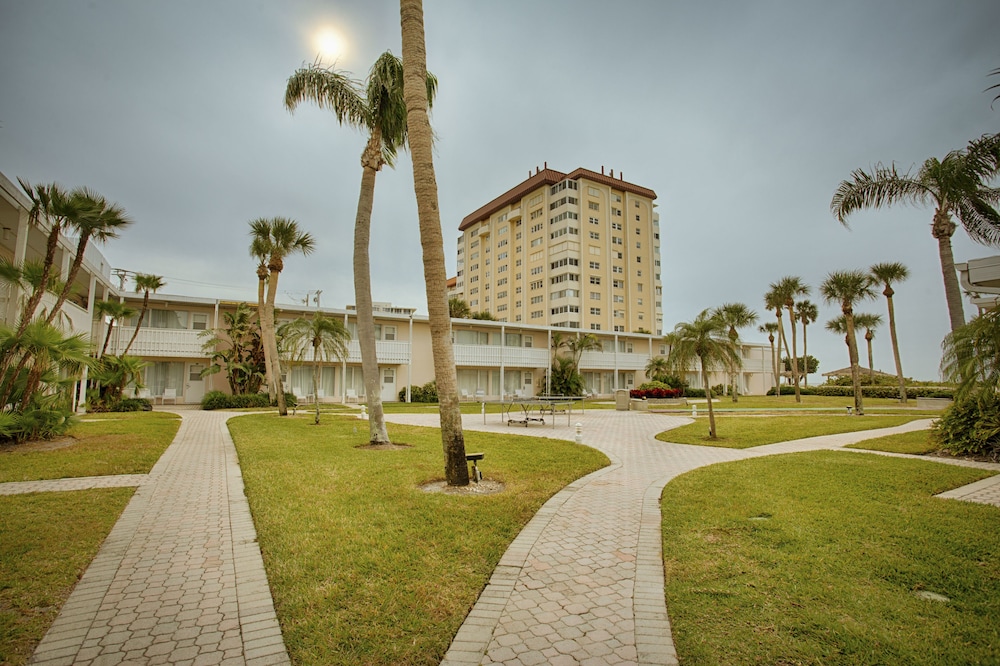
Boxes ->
[360,405,368,420]
[575,422,583,445]
[692,404,698,417]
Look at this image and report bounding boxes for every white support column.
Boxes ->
[6,211,30,325]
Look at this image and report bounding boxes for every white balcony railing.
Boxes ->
[452,344,549,368]
[342,340,411,365]
[109,327,207,357]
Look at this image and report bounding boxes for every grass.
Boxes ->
[0,411,181,482]
[656,414,930,449]
[666,394,940,411]
[228,413,609,665]
[661,450,1000,665]
[847,429,943,455]
[0,488,134,666]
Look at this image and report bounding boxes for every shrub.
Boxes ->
[629,386,684,400]
[684,388,706,398]
[400,380,438,403]
[933,392,1000,458]
[201,391,272,410]
[89,398,153,413]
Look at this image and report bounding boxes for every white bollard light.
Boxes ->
[360,405,368,420]
[575,422,583,445]
[692,404,697,417]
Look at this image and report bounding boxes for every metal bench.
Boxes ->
[466,452,484,483]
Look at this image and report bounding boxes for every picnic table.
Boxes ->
[486,395,580,428]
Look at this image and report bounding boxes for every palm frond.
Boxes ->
[284,63,367,128]
[830,164,928,224]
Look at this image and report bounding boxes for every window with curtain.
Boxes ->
[144,362,184,396]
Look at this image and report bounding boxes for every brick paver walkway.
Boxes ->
[383,410,1000,666]
[26,410,289,666]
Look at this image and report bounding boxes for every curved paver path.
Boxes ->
[26,410,289,666]
[382,410,1000,666]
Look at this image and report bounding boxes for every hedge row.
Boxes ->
[201,391,298,410]
[765,385,954,399]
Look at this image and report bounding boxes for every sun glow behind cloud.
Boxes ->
[313,27,345,63]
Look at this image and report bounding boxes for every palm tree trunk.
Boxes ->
[122,292,149,355]
[776,312,790,396]
[313,343,321,425]
[769,336,778,397]
[19,225,61,334]
[787,306,801,403]
[401,0,469,486]
[702,364,716,438]
[265,272,288,415]
[885,293,907,403]
[45,232,90,325]
[354,138,391,445]
[866,332,874,379]
[845,312,864,416]
[932,209,965,333]
[802,324,809,388]
[257,270,275,402]
[101,322,116,357]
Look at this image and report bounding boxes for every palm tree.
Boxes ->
[870,262,910,403]
[248,217,315,416]
[831,133,1000,333]
[401,0,469,485]
[940,308,1000,400]
[121,274,165,356]
[45,187,132,325]
[0,319,90,412]
[449,297,471,319]
[279,313,351,425]
[759,322,780,396]
[852,312,883,379]
[767,277,809,402]
[820,270,876,416]
[794,300,818,388]
[286,51,435,445]
[645,355,669,383]
[200,303,267,396]
[665,310,739,439]
[712,302,757,402]
[763,286,790,398]
[250,232,276,402]
[565,333,601,371]
[94,300,137,356]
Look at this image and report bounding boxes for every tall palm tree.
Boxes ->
[279,313,351,425]
[14,180,74,333]
[853,312,883,379]
[45,187,132,325]
[831,133,1000,333]
[122,273,165,356]
[820,270,876,416]
[565,333,601,372]
[401,0,469,485]
[794,300,818,388]
[250,231,276,402]
[286,51,435,445]
[248,217,315,416]
[94,299,137,357]
[763,286,790,398]
[759,322,780,396]
[768,277,809,402]
[712,302,757,402]
[870,262,910,403]
[665,309,739,439]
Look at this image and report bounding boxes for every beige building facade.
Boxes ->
[455,166,663,335]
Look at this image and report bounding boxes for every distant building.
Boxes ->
[454,166,663,334]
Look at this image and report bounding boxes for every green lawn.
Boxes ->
[661,451,1000,665]
[228,413,609,666]
[657,414,930,449]
[847,429,942,455]
[0,411,181,483]
[0,489,134,666]
[671,394,942,411]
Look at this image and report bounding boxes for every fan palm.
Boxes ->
[94,300,137,356]
[712,302,757,402]
[248,217,315,416]
[794,300,819,388]
[665,309,739,439]
[759,322,780,396]
[121,274,165,356]
[286,51,435,444]
[831,133,1000,332]
[820,270,876,415]
[279,313,351,425]
[401,0,469,485]
[853,312,883,379]
[645,355,669,384]
[250,233,275,400]
[870,262,910,402]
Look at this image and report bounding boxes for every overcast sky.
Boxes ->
[1,0,998,381]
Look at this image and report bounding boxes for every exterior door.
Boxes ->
[186,363,206,404]
[381,367,396,402]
